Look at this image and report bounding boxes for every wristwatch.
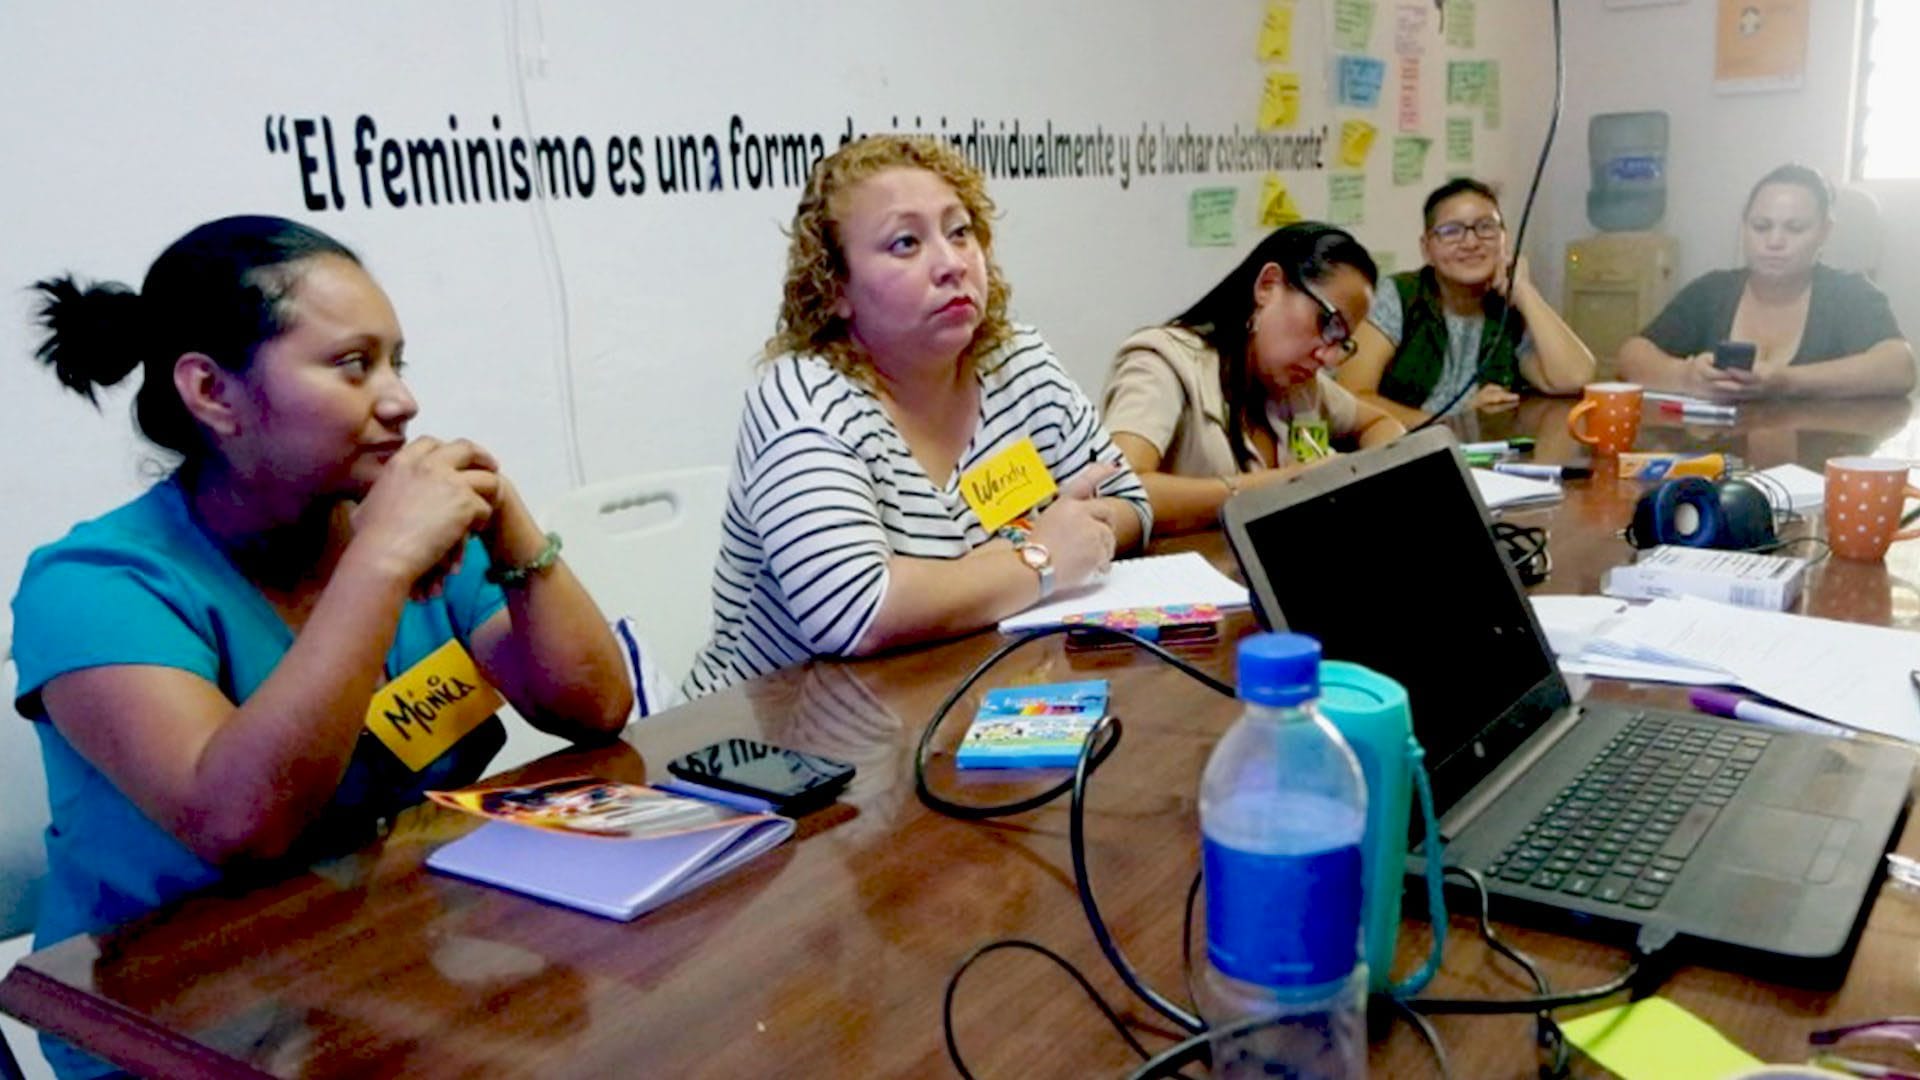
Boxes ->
[1015,540,1056,601]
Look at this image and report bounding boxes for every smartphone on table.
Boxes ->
[666,738,855,815]
[1711,341,1756,371]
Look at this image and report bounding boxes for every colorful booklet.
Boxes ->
[1060,602,1223,649]
[425,776,795,920]
[955,680,1110,769]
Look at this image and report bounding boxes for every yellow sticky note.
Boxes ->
[1339,119,1378,168]
[364,640,505,772]
[960,437,1058,534]
[1258,174,1302,228]
[1559,998,1762,1080]
[1257,0,1293,62]
[1258,72,1301,130]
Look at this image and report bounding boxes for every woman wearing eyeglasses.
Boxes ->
[1338,178,1595,424]
[1101,222,1405,534]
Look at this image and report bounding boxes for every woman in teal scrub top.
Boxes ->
[14,215,632,1079]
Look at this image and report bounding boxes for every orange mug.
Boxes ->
[1566,382,1643,455]
[1824,457,1920,561]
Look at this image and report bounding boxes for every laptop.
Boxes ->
[1221,427,1913,981]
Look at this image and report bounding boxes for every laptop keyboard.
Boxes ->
[1484,713,1772,911]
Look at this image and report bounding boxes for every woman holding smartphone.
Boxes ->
[1617,164,1913,401]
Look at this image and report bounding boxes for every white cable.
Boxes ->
[506,0,586,487]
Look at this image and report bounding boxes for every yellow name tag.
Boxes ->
[363,640,505,772]
[960,437,1059,534]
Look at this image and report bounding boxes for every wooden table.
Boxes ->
[7,397,1920,1078]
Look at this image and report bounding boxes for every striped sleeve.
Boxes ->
[738,366,891,658]
[743,427,890,656]
[995,330,1154,540]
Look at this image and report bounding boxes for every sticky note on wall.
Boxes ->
[1392,136,1430,185]
[1259,72,1302,129]
[1188,188,1238,247]
[1258,0,1293,61]
[1259,174,1303,227]
[1328,173,1365,226]
[1334,0,1376,50]
[1339,120,1378,168]
[1337,55,1387,108]
[1446,116,1474,163]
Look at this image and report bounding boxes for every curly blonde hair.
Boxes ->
[765,135,1013,382]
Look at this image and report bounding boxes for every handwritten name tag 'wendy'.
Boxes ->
[364,640,505,772]
[960,437,1060,534]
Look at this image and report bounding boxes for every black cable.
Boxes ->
[1406,870,1680,1016]
[1069,715,1207,1034]
[913,625,1232,821]
[1409,0,1565,431]
[923,626,1233,1074]
[942,938,1159,1080]
[1389,995,1455,1080]
[1438,867,1569,1077]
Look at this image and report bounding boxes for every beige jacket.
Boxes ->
[1100,325,1360,477]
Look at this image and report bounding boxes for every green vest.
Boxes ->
[1376,268,1526,410]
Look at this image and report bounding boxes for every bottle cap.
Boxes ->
[1237,632,1321,706]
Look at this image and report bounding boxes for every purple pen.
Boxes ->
[1689,688,1852,740]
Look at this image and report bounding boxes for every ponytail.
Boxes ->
[31,275,148,404]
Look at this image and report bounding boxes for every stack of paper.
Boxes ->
[1530,594,1920,743]
[1470,467,1562,511]
[1753,463,1824,513]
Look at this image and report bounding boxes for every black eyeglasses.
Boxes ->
[1301,284,1357,360]
[1429,217,1504,245]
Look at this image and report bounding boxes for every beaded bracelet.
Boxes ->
[993,516,1036,546]
[485,531,563,587]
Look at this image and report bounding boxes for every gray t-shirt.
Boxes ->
[1369,284,1534,416]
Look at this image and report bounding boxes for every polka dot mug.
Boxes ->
[1824,456,1920,561]
[1566,382,1644,455]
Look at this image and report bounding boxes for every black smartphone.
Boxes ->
[666,738,855,814]
[1712,341,1756,371]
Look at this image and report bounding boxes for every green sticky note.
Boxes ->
[1328,173,1365,226]
[1447,60,1489,105]
[1445,0,1476,48]
[1392,136,1431,185]
[1333,0,1375,51]
[1374,250,1397,276]
[1446,116,1474,164]
[1560,998,1762,1080]
[1188,187,1238,247]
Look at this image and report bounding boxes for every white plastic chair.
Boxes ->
[1826,185,1884,281]
[0,658,53,1079]
[542,465,729,697]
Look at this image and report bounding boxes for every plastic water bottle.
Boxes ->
[1198,633,1369,1079]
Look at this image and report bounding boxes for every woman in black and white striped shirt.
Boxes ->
[683,136,1150,698]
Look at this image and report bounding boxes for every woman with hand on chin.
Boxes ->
[1337,178,1595,425]
[13,216,631,1079]
[683,136,1149,698]
[1101,222,1405,535]
[1617,163,1913,401]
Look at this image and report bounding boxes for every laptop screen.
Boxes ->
[1230,438,1567,817]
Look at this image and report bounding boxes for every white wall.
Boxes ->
[1535,0,1920,346]
[0,1,1557,653]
